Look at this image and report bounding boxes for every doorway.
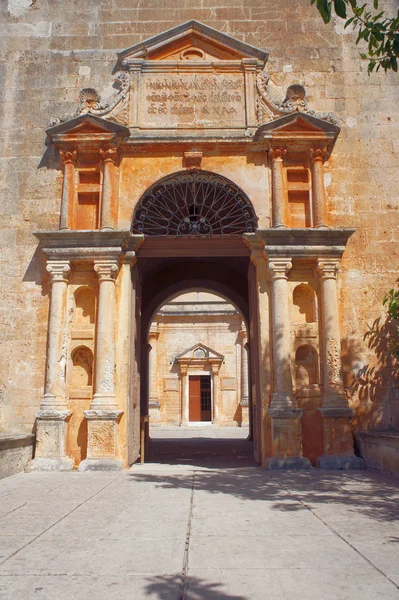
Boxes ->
[189,375,212,422]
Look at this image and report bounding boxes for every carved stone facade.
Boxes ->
[1,9,398,471]
[149,292,249,428]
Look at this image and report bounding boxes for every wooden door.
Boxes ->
[189,376,201,422]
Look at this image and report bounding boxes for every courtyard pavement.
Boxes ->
[0,426,399,599]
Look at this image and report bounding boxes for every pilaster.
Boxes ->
[310,147,328,229]
[270,148,287,229]
[99,147,117,231]
[59,150,77,231]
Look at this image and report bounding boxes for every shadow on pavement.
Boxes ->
[144,574,247,600]
[147,435,255,468]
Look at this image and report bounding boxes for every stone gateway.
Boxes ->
[1,11,398,475]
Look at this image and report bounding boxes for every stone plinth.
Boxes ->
[355,431,399,476]
[78,409,123,471]
[317,408,364,470]
[0,434,35,479]
[266,408,311,470]
[28,410,74,472]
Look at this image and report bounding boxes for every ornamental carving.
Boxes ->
[51,71,130,126]
[256,72,339,126]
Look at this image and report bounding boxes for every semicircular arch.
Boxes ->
[131,169,258,237]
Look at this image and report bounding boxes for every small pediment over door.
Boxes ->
[176,343,224,362]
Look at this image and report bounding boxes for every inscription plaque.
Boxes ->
[140,73,245,129]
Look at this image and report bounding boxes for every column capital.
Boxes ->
[94,260,119,282]
[148,329,159,341]
[309,147,327,164]
[99,146,118,163]
[268,257,292,280]
[179,363,189,376]
[60,149,77,165]
[317,258,340,280]
[269,147,287,162]
[210,362,220,375]
[46,260,71,283]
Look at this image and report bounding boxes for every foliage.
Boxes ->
[311,0,399,72]
[383,283,399,357]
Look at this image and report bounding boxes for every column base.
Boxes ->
[78,458,122,472]
[85,409,123,463]
[266,456,312,470]
[317,455,364,470]
[27,457,74,472]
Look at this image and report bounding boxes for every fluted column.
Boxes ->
[267,257,310,470]
[99,147,117,231]
[80,259,122,471]
[316,259,362,469]
[310,148,328,229]
[59,150,77,230]
[29,260,74,471]
[270,148,287,229]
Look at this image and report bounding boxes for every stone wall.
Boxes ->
[1,0,398,436]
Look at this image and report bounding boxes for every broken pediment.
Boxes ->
[46,114,130,148]
[118,20,268,65]
[255,112,340,155]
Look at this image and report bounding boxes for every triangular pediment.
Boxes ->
[118,20,268,65]
[46,114,130,138]
[256,112,340,137]
[176,343,224,361]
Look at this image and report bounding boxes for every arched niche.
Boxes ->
[292,284,316,323]
[71,346,93,387]
[295,344,319,388]
[74,287,95,325]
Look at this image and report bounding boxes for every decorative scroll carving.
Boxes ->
[132,170,258,237]
[256,72,339,126]
[51,72,130,126]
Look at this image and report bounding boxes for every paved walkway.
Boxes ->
[0,427,399,599]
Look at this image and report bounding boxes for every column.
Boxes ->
[267,257,310,469]
[59,150,77,230]
[270,148,287,229]
[99,147,117,231]
[148,328,160,421]
[240,336,249,407]
[211,363,220,424]
[316,259,363,469]
[180,364,189,426]
[29,260,74,471]
[248,240,271,463]
[79,259,123,471]
[310,148,328,229]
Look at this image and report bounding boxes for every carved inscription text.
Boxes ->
[140,74,245,128]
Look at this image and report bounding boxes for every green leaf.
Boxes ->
[374,0,379,8]
[316,0,333,24]
[334,0,347,19]
[344,16,356,28]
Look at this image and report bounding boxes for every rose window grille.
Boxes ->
[132,170,258,236]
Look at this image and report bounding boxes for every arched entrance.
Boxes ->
[130,171,261,463]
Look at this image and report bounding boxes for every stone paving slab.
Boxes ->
[0,428,398,599]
